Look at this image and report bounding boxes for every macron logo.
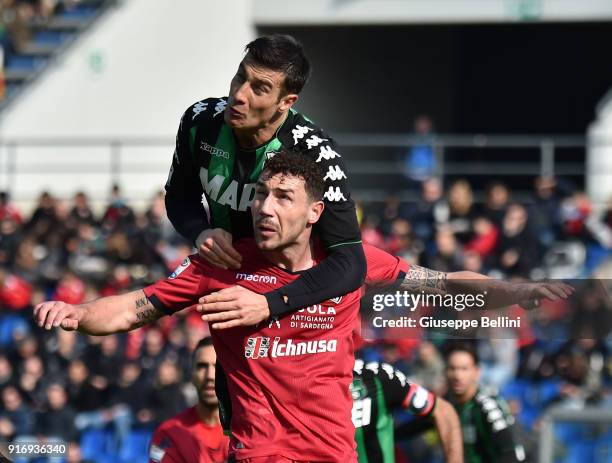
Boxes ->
[236,273,277,285]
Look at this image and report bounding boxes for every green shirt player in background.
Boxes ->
[352,358,463,463]
[164,34,366,328]
[445,343,527,463]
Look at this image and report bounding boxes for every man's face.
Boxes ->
[446,351,480,398]
[251,172,323,252]
[225,56,296,131]
[192,345,217,407]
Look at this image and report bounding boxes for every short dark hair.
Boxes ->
[193,336,214,360]
[443,341,479,365]
[245,34,311,95]
[261,150,325,201]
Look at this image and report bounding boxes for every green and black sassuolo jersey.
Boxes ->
[165,97,360,248]
[451,388,526,463]
[352,359,437,463]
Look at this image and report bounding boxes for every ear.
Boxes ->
[307,201,325,225]
[279,93,298,112]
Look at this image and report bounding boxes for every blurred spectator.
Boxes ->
[361,214,385,249]
[442,179,476,244]
[0,385,35,440]
[423,226,463,272]
[0,191,22,224]
[149,359,186,426]
[482,181,510,227]
[497,204,540,277]
[0,215,21,267]
[478,336,519,390]
[17,354,47,407]
[45,329,82,379]
[36,382,77,442]
[66,359,103,413]
[109,362,154,428]
[25,191,57,236]
[403,177,447,243]
[529,176,563,248]
[68,191,97,227]
[378,195,404,237]
[464,217,498,261]
[408,341,445,395]
[86,334,122,392]
[386,218,421,264]
[0,355,13,388]
[403,115,436,183]
[140,328,167,383]
[102,184,136,233]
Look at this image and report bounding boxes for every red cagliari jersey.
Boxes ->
[144,240,407,462]
[149,406,229,463]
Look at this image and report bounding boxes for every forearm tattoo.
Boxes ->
[400,265,448,293]
[134,296,163,327]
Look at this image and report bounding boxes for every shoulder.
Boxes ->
[278,110,335,151]
[181,97,228,126]
[155,407,197,434]
[474,389,515,431]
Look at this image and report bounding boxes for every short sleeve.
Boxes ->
[143,255,210,315]
[363,244,410,287]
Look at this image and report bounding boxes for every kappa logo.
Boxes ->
[316,146,341,163]
[330,296,342,304]
[323,165,347,182]
[168,257,191,279]
[213,99,227,118]
[200,141,230,159]
[192,101,208,120]
[323,186,347,202]
[266,150,280,160]
[306,135,328,150]
[292,125,313,144]
[268,316,281,329]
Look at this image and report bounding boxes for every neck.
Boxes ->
[264,237,315,273]
[234,111,288,149]
[455,386,478,405]
[196,402,220,426]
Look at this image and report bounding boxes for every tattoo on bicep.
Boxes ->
[400,265,448,293]
[133,296,163,327]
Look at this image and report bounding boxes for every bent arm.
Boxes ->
[265,243,366,315]
[432,398,463,463]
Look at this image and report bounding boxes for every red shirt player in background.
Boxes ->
[149,337,229,463]
[34,152,572,463]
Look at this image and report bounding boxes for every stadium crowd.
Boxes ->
[0,174,610,462]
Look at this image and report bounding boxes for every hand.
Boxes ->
[197,285,270,329]
[33,301,83,331]
[518,282,574,310]
[195,228,242,270]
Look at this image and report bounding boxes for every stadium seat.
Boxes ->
[80,429,116,461]
[561,441,596,463]
[118,430,152,463]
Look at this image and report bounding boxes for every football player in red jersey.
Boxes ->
[35,151,572,463]
[149,337,229,463]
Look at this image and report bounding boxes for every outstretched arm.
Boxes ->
[398,265,573,309]
[432,398,463,463]
[34,290,165,335]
